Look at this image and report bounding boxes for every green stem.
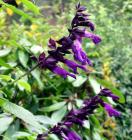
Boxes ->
[0,64,39,91]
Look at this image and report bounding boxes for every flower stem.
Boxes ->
[0,64,39,91]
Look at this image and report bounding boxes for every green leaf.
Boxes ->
[0,114,14,134]
[31,69,44,90]
[0,48,11,57]
[0,98,42,130]
[1,2,33,20]
[39,101,66,112]
[0,75,12,81]
[36,115,56,125]
[83,120,90,129]
[12,131,31,139]
[72,75,87,87]
[89,76,100,94]
[49,134,59,140]
[3,120,20,140]
[17,80,31,92]
[90,115,100,128]
[96,77,125,103]
[0,59,12,68]
[51,106,67,123]
[21,0,40,15]
[18,51,29,68]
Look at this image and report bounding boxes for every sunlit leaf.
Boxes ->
[0,59,12,68]
[17,80,31,92]
[39,101,66,112]
[0,75,12,81]
[89,76,100,94]
[0,48,11,57]
[0,98,42,130]
[18,51,29,68]
[0,114,14,134]
[21,0,40,15]
[72,76,87,87]
[51,106,67,123]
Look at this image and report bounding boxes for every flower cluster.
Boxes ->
[37,2,101,79]
[37,88,120,140]
[36,3,121,140]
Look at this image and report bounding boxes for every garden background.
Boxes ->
[0,0,132,140]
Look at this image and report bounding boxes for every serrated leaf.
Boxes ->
[17,80,31,92]
[96,77,125,103]
[0,98,42,130]
[39,101,66,112]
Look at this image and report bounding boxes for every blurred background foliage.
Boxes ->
[0,0,131,140]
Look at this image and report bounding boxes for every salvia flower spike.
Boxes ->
[37,88,120,140]
[36,3,120,140]
[37,2,101,79]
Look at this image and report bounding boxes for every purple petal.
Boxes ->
[63,59,87,74]
[100,88,119,101]
[87,22,95,31]
[84,31,101,44]
[102,102,121,117]
[72,39,92,65]
[63,129,82,140]
[48,38,56,49]
[49,66,76,79]
[38,53,46,68]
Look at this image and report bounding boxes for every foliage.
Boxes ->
[0,0,131,140]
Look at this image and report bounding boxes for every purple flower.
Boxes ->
[84,30,102,44]
[72,39,92,65]
[38,52,46,68]
[37,89,121,140]
[100,102,121,117]
[62,128,82,140]
[48,38,56,49]
[63,59,87,74]
[38,53,57,69]
[57,37,73,49]
[49,66,76,79]
[70,28,101,45]
[100,88,119,101]
[76,2,87,12]
[72,2,95,31]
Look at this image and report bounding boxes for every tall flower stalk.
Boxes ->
[36,3,120,140]
[36,2,101,79]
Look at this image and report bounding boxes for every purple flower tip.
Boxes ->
[103,103,121,117]
[50,66,76,79]
[84,31,102,44]
[63,59,87,74]
[100,88,119,101]
[48,38,56,49]
[63,129,82,140]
